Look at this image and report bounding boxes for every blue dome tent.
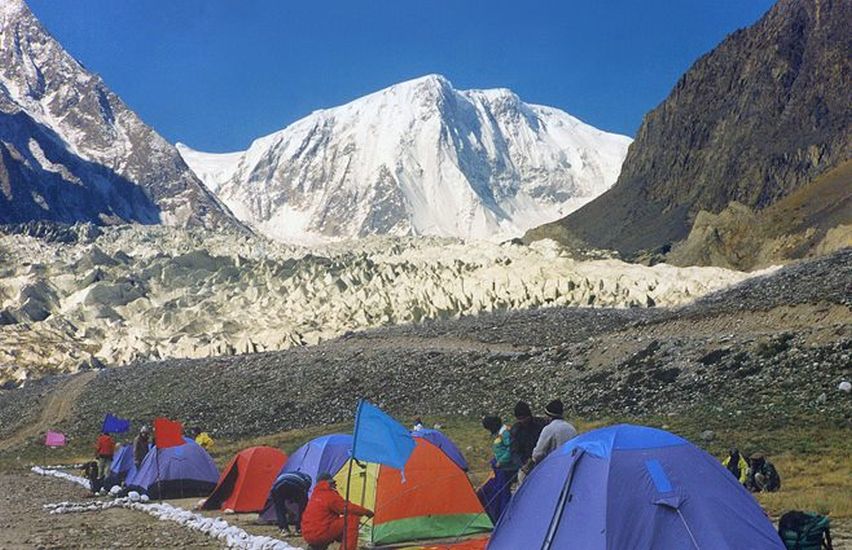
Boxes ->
[125,438,218,499]
[488,424,783,549]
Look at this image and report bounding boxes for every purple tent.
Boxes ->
[107,444,136,483]
[258,433,352,524]
[489,424,784,550]
[412,428,469,471]
[126,438,218,499]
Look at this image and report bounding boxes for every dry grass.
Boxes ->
[5,415,849,520]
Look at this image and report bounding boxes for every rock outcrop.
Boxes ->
[527,0,851,265]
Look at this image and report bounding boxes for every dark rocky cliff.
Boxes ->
[527,0,851,261]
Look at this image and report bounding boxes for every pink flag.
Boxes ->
[44,431,66,447]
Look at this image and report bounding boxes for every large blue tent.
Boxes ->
[126,438,218,499]
[412,428,469,471]
[258,433,352,524]
[488,424,784,549]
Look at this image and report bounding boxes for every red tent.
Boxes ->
[202,446,287,512]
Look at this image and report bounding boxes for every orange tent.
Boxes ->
[202,446,287,512]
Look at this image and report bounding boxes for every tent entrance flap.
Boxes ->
[541,448,585,550]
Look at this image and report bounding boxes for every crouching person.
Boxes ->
[301,473,373,550]
[270,471,312,536]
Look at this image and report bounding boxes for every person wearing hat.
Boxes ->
[529,399,577,468]
[301,472,373,550]
[133,426,150,469]
[745,453,781,493]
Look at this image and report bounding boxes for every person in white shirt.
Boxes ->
[528,399,577,470]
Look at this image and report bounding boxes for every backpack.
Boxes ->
[778,511,833,550]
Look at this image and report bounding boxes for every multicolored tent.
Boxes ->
[488,424,784,549]
[334,438,492,546]
[258,433,352,524]
[126,438,219,499]
[202,446,287,512]
[411,428,469,471]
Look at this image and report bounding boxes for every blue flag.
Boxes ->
[102,413,131,433]
[352,400,415,471]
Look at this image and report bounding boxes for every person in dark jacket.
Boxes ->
[270,472,312,535]
[301,473,373,550]
[746,453,781,492]
[133,426,150,469]
[509,401,546,483]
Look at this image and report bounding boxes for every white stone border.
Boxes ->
[32,467,299,550]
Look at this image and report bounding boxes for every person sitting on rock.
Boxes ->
[721,447,748,485]
[301,473,373,550]
[269,471,312,536]
[745,453,780,492]
[529,399,577,469]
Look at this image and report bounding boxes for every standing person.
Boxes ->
[528,400,577,470]
[510,401,546,483]
[133,426,151,469]
[477,416,517,522]
[301,473,373,550]
[94,431,116,480]
[269,472,312,536]
[722,447,749,485]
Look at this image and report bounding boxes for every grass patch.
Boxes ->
[5,414,849,519]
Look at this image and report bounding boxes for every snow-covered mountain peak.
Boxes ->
[180,75,631,244]
[0,0,241,229]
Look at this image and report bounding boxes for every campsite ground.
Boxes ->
[1,416,850,549]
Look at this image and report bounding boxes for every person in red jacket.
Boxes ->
[301,473,373,550]
[94,431,116,481]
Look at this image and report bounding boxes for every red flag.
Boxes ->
[153,417,184,449]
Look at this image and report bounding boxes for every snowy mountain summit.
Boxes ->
[181,75,631,243]
[0,0,240,229]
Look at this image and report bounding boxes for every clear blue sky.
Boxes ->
[29,0,775,153]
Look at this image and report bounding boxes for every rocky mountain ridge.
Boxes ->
[0,0,241,230]
[527,0,851,266]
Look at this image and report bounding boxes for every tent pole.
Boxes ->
[156,447,162,502]
[343,400,363,550]
[342,458,355,549]
[541,450,584,550]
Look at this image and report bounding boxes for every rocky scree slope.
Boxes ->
[180,74,631,243]
[527,0,852,265]
[2,249,847,442]
[0,0,241,230]
[0,225,757,384]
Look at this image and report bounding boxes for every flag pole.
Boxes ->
[343,399,362,550]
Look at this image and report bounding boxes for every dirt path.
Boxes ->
[0,371,96,453]
[0,471,218,548]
